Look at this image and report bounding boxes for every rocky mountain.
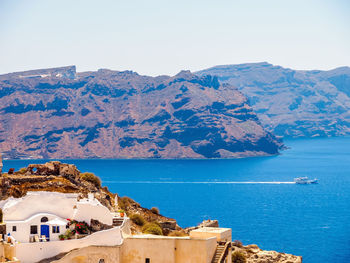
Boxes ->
[197,62,350,137]
[0,66,282,159]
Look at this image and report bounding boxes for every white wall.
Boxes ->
[6,213,66,243]
[75,202,113,225]
[1,192,77,221]
[16,226,123,263]
[2,191,114,243]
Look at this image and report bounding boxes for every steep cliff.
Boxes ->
[0,66,282,159]
[197,62,350,137]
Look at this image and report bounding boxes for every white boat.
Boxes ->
[294,177,318,184]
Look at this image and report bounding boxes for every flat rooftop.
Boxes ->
[190,227,231,234]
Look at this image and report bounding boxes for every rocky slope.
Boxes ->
[0,160,115,210]
[0,161,177,233]
[197,62,350,137]
[0,66,282,159]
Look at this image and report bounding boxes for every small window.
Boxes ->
[30,225,38,234]
[12,226,17,232]
[145,258,150,263]
[41,217,48,223]
[52,226,60,233]
[99,259,105,263]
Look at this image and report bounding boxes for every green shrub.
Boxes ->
[148,220,161,227]
[118,197,129,211]
[118,196,140,211]
[142,223,163,235]
[232,251,246,263]
[18,168,27,174]
[80,172,101,187]
[130,214,145,226]
[150,207,159,214]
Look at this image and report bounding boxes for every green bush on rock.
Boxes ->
[80,172,101,187]
[142,223,163,235]
[130,214,145,226]
[150,207,159,214]
[118,196,140,212]
[18,168,27,174]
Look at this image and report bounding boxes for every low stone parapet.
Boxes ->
[16,226,123,263]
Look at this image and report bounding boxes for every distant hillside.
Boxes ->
[197,62,350,137]
[0,66,282,159]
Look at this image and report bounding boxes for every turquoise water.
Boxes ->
[3,137,350,262]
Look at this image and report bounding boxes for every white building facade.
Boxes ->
[0,191,114,243]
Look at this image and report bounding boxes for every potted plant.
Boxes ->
[58,234,65,240]
[118,209,125,217]
[65,229,73,239]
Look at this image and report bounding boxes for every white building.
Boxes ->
[0,191,114,243]
[0,191,236,263]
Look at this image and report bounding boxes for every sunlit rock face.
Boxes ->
[0,66,282,159]
[197,62,350,138]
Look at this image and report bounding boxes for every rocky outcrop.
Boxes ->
[90,219,113,232]
[232,242,302,263]
[0,161,179,233]
[118,195,179,234]
[197,62,350,138]
[0,161,116,210]
[0,66,282,159]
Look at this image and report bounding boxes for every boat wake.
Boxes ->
[104,181,296,184]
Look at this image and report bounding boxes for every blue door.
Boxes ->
[40,225,50,240]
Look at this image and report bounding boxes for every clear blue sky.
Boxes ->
[0,0,349,76]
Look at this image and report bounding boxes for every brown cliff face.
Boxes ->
[0,66,282,159]
[197,62,350,138]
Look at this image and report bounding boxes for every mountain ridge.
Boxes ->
[196,62,350,137]
[0,66,282,159]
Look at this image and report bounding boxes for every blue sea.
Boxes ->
[3,137,350,262]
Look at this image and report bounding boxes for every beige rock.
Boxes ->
[232,244,302,263]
